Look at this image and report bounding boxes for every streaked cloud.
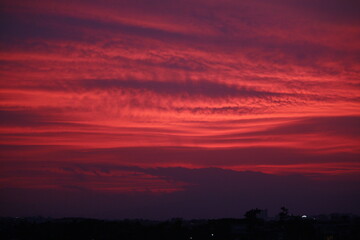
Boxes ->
[1,0,359,217]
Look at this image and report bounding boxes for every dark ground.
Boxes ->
[1,213,359,240]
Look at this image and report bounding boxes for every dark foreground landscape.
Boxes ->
[1,211,359,240]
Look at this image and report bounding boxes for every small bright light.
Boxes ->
[302,215,307,218]
[211,233,214,236]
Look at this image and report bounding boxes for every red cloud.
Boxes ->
[1,0,360,218]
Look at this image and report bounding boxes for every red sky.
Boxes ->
[1,0,360,219]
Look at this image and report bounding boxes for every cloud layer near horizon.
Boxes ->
[1,0,360,217]
[1,166,360,219]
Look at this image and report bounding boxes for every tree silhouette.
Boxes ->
[278,206,289,221]
[244,208,262,221]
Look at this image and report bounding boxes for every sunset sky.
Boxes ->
[1,0,360,219]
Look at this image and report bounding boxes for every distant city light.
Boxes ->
[302,215,307,218]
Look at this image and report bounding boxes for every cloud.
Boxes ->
[20,79,284,99]
[1,144,359,175]
[255,116,360,138]
[275,0,360,24]
[1,0,360,219]
[1,166,359,219]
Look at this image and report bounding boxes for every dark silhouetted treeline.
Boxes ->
[1,213,359,240]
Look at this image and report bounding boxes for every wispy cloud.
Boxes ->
[1,0,360,217]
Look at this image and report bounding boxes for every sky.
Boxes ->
[0,0,360,219]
